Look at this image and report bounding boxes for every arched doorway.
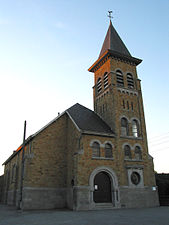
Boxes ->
[93,172,112,203]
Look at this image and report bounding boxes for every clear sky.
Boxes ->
[0,0,169,175]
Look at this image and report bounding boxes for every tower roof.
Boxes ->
[89,21,142,72]
[99,20,131,58]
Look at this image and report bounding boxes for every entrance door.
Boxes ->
[93,172,112,203]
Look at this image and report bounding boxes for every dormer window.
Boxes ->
[127,73,134,89]
[116,70,124,87]
[97,78,102,94]
[103,72,108,89]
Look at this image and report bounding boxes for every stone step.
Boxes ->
[95,203,114,210]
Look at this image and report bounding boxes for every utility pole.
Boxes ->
[18,120,26,209]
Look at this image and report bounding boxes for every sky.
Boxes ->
[0,0,169,175]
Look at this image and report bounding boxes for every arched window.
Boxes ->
[103,72,108,89]
[132,120,139,137]
[135,146,142,160]
[124,145,132,159]
[127,73,134,89]
[92,142,100,157]
[116,70,124,87]
[121,118,129,136]
[97,78,102,94]
[105,143,113,158]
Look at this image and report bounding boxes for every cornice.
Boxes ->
[88,50,142,73]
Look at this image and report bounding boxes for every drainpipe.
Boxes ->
[18,120,26,209]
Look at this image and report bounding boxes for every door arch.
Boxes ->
[89,166,120,207]
[94,172,111,203]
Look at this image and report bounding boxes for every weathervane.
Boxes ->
[108,11,113,21]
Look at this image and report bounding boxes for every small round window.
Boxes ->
[131,172,140,185]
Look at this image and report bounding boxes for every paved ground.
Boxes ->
[0,204,169,225]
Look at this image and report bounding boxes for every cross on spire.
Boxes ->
[108,11,113,21]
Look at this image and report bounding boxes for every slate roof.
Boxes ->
[66,103,114,135]
[99,20,131,58]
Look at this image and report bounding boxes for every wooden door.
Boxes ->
[93,172,112,203]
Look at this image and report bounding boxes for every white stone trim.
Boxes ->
[116,87,138,96]
[119,115,130,122]
[92,156,114,161]
[82,130,114,137]
[130,117,140,125]
[103,141,114,148]
[122,142,132,150]
[89,166,120,208]
[66,111,81,132]
[122,143,142,151]
[127,168,144,188]
[125,71,134,76]
[89,139,102,147]
[23,187,67,191]
[133,143,142,150]
[115,68,124,74]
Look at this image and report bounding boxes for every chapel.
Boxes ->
[2,20,159,210]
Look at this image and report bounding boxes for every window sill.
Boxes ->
[92,157,114,160]
[124,159,143,162]
[120,135,142,140]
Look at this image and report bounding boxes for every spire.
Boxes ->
[99,20,131,58]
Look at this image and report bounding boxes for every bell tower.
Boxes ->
[88,20,144,138]
[88,20,158,192]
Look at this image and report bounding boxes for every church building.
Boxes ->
[2,20,159,210]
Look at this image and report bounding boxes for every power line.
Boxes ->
[148,132,169,141]
[149,140,169,147]
[149,136,169,143]
[150,147,169,153]
[149,145,169,152]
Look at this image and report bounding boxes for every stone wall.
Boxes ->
[120,186,159,208]
[0,175,4,202]
[2,105,159,210]
[2,113,84,210]
[93,56,156,190]
[72,133,159,210]
[22,114,69,209]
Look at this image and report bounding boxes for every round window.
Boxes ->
[131,172,140,185]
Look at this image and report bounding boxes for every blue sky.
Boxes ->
[0,0,169,175]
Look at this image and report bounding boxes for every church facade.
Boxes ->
[2,21,159,210]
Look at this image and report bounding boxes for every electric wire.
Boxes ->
[148,132,169,153]
[148,132,169,141]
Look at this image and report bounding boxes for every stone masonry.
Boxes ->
[2,20,159,210]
